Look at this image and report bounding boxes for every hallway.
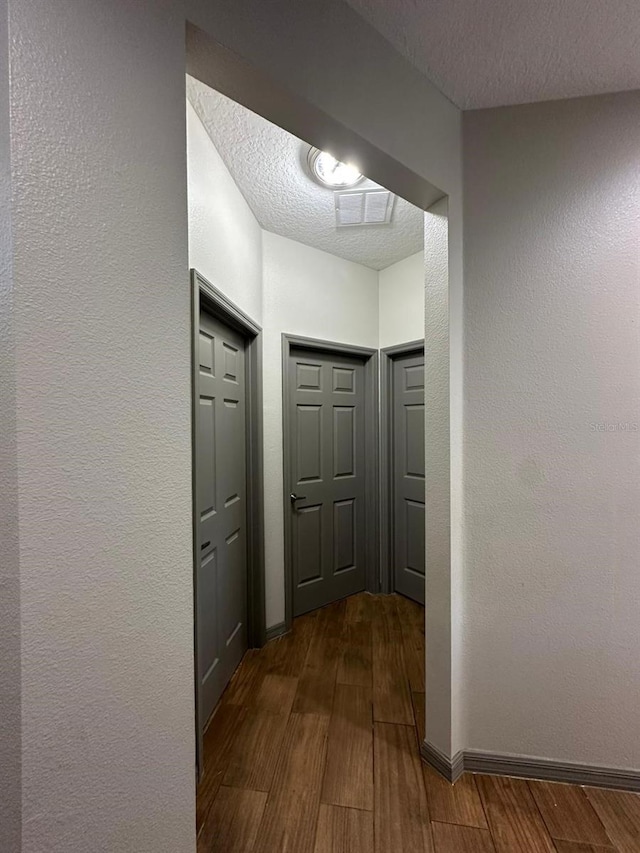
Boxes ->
[196,594,640,852]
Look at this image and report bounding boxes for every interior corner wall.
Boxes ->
[463,90,640,769]
[187,100,263,323]
[378,251,425,348]
[0,0,21,849]
[262,230,379,626]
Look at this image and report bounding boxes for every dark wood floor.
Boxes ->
[197,593,640,852]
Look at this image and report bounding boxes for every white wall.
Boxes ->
[463,90,640,769]
[421,199,459,756]
[377,229,458,760]
[378,251,425,348]
[262,231,379,625]
[0,1,20,849]
[9,2,195,852]
[187,101,263,323]
[4,1,461,850]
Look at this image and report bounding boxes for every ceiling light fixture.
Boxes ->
[307,147,363,189]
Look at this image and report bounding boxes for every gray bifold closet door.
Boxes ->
[393,350,426,604]
[196,309,248,730]
[288,347,367,616]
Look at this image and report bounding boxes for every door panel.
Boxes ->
[333,406,357,477]
[296,504,323,586]
[288,347,367,616]
[393,350,426,604]
[405,405,425,477]
[196,309,248,732]
[334,498,356,572]
[296,405,323,482]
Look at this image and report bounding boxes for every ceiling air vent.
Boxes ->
[334,188,395,227]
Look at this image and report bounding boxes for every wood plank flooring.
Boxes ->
[197,593,640,852]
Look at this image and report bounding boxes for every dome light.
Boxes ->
[308,147,363,189]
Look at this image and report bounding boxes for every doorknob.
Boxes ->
[290,493,307,503]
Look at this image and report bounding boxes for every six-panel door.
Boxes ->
[288,347,367,616]
[392,350,426,604]
[196,310,248,731]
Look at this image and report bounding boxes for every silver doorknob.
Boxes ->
[290,493,307,503]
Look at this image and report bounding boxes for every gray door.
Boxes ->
[195,309,248,733]
[288,347,367,616]
[392,350,426,604]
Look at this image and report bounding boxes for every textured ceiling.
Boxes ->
[187,77,423,271]
[344,0,640,109]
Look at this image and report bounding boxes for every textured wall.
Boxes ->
[262,231,379,625]
[10,1,195,851]
[0,0,21,849]
[379,251,425,348]
[463,91,640,768]
[421,199,457,755]
[187,101,263,322]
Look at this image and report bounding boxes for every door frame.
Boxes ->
[379,339,425,594]
[282,334,379,629]
[191,269,266,776]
